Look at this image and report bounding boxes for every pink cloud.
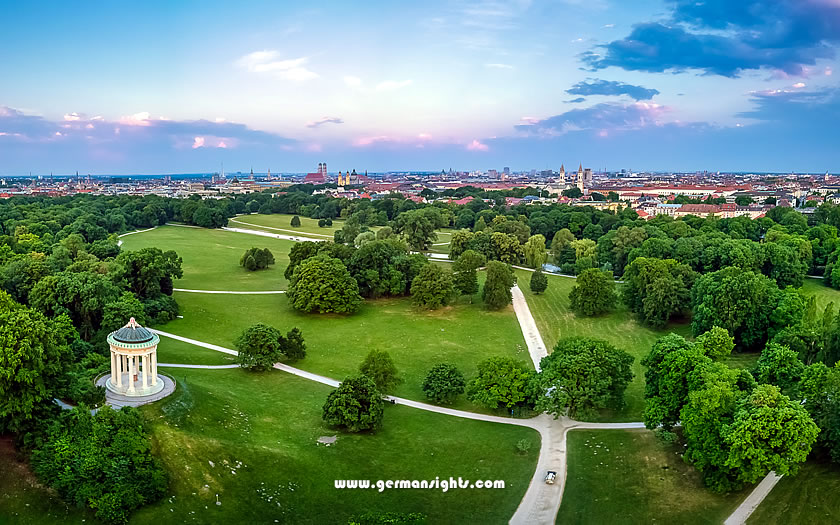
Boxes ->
[192,136,205,149]
[467,139,489,151]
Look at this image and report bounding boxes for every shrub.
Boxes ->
[359,349,401,393]
[291,215,301,227]
[323,375,385,432]
[421,364,466,404]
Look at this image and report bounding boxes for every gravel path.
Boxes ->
[229,217,333,238]
[723,472,782,525]
[222,225,328,243]
[511,284,548,371]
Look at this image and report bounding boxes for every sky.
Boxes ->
[1,0,839,174]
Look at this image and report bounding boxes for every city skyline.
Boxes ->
[1,0,840,174]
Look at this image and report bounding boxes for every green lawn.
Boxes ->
[131,368,539,525]
[120,225,294,291]
[748,459,840,524]
[229,213,342,238]
[158,291,531,412]
[0,437,92,525]
[557,429,745,524]
[516,271,692,422]
[800,278,840,311]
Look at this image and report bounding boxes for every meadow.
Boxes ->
[120,225,295,291]
[557,429,745,524]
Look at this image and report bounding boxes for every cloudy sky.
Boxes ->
[1,0,839,174]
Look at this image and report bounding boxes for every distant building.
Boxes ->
[305,162,328,184]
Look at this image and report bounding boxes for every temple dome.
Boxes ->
[110,317,155,344]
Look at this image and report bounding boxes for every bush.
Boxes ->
[31,406,168,524]
[291,215,301,227]
[421,364,466,404]
[323,375,384,432]
[318,219,327,227]
[516,439,532,455]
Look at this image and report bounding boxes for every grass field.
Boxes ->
[130,368,538,525]
[748,458,840,524]
[0,437,91,525]
[159,291,531,412]
[516,271,692,422]
[120,225,295,291]
[228,213,340,238]
[800,278,840,310]
[557,429,745,524]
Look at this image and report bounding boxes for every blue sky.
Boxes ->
[1,0,839,174]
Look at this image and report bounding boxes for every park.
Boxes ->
[3,206,840,525]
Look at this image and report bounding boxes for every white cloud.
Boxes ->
[485,63,514,69]
[192,136,205,149]
[375,79,413,91]
[467,139,489,151]
[235,50,318,81]
[119,112,152,126]
[343,75,362,87]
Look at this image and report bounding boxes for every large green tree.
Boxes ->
[467,356,534,410]
[288,255,363,314]
[0,291,76,433]
[568,268,616,317]
[410,265,454,309]
[421,363,466,404]
[482,261,515,310]
[535,337,634,418]
[621,257,696,327]
[322,375,385,432]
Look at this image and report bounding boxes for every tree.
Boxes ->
[695,326,735,360]
[562,187,583,199]
[30,271,122,340]
[735,195,754,206]
[568,268,616,316]
[621,257,696,328]
[322,375,385,432]
[799,363,840,462]
[393,209,438,250]
[281,327,307,361]
[240,247,275,271]
[100,292,148,336]
[359,349,402,393]
[288,255,363,314]
[32,407,168,524]
[752,342,804,392]
[523,234,547,268]
[723,384,818,486]
[535,337,634,419]
[0,291,76,433]
[421,364,466,404]
[642,333,711,429]
[235,323,285,371]
[116,247,182,296]
[530,269,548,294]
[291,215,301,227]
[467,357,534,410]
[482,261,515,310]
[453,250,485,297]
[691,267,797,351]
[489,232,523,264]
[285,241,321,280]
[410,265,454,309]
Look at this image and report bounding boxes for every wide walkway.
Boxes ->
[222,226,327,243]
[511,285,548,371]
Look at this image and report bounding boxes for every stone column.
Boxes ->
[141,354,149,389]
[128,355,136,393]
[117,353,123,387]
[110,351,116,385]
[151,352,158,386]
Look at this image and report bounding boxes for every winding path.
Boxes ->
[148,326,644,525]
[222,226,328,243]
[229,217,333,238]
